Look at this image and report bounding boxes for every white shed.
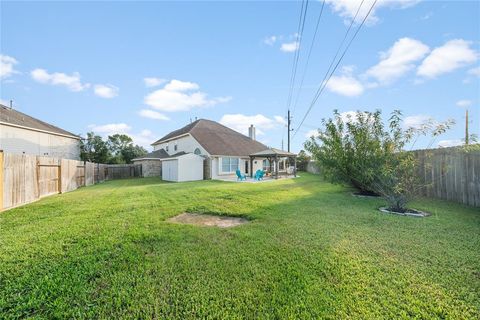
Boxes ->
[162,153,204,182]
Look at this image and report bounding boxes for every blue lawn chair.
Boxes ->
[255,169,264,181]
[236,169,247,181]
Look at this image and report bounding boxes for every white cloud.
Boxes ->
[366,37,430,84]
[456,100,472,108]
[220,114,281,136]
[164,79,199,92]
[94,84,119,98]
[325,0,419,25]
[88,123,131,134]
[274,115,287,125]
[144,77,167,87]
[144,79,231,112]
[325,75,364,97]
[403,114,433,129]
[438,139,463,148]
[139,109,170,121]
[305,129,319,138]
[31,68,90,91]
[280,41,299,53]
[0,55,19,79]
[468,66,480,77]
[264,35,277,46]
[417,39,478,78]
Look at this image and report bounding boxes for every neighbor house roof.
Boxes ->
[152,119,268,157]
[132,148,170,161]
[0,104,80,139]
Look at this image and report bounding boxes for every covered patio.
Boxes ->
[249,148,297,179]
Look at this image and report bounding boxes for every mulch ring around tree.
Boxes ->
[379,207,431,217]
[167,213,249,228]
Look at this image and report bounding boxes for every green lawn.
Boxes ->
[0,174,479,319]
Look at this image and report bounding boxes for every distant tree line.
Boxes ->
[80,132,148,164]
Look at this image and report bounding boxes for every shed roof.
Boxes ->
[0,104,80,139]
[152,119,267,157]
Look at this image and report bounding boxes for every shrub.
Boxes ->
[305,110,454,211]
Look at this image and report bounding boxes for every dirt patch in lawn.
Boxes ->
[168,213,249,228]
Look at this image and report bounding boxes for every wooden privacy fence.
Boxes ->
[0,151,142,211]
[413,147,480,207]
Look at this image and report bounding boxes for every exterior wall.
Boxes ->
[133,159,161,177]
[178,154,204,182]
[211,156,267,179]
[153,134,208,156]
[162,154,204,182]
[0,124,80,160]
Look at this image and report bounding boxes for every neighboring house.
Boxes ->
[0,104,81,160]
[133,119,292,180]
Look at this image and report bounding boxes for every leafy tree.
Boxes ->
[107,134,147,164]
[296,150,311,171]
[304,110,388,195]
[80,132,111,163]
[305,110,453,212]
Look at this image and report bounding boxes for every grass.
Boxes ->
[0,173,479,319]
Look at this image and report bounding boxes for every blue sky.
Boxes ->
[1,0,479,152]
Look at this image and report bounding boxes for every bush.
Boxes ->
[304,110,454,211]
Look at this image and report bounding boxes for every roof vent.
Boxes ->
[248,124,256,141]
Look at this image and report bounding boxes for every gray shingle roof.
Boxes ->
[0,104,80,139]
[152,119,268,157]
[250,148,296,157]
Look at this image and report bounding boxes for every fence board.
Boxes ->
[414,147,479,207]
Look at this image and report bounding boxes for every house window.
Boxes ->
[262,159,270,171]
[166,145,169,152]
[194,148,201,155]
[174,142,178,151]
[221,157,239,173]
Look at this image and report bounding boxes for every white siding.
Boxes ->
[211,156,266,179]
[0,124,80,160]
[153,134,208,156]
[162,153,204,182]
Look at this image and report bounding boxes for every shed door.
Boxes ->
[163,160,178,181]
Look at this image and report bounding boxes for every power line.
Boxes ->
[291,0,326,116]
[293,0,378,139]
[285,0,310,113]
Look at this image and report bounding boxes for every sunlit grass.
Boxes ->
[0,174,478,318]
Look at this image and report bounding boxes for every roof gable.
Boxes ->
[153,119,268,156]
[0,104,80,139]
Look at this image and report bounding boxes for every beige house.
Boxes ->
[133,119,293,180]
[0,104,81,160]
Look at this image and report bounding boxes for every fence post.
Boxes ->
[58,159,62,194]
[0,151,3,210]
[36,157,40,198]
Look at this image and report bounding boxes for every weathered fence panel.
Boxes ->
[94,164,107,183]
[1,151,147,211]
[85,162,95,186]
[105,164,142,180]
[3,154,38,209]
[413,147,480,207]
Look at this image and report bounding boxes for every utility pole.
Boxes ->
[287,109,293,152]
[465,108,469,145]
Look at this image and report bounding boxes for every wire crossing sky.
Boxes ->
[1,1,479,151]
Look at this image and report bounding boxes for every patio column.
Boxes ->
[275,155,278,179]
[250,156,254,178]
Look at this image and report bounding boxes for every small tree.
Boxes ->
[305,110,454,212]
[304,109,389,195]
[80,132,111,163]
[107,134,147,164]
